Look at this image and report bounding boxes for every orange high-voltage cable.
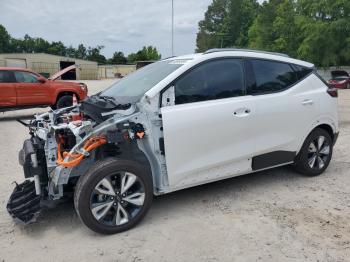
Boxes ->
[57,136,107,168]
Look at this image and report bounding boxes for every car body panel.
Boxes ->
[251,74,322,156]
[15,80,52,106]
[161,96,256,188]
[0,70,17,107]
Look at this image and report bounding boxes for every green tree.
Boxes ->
[108,51,127,64]
[75,44,87,59]
[127,46,161,63]
[0,24,12,52]
[222,0,259,47]
[296,0,350,67]
[272,0,300,57]
[86,45,107,64]
[248,0,300,57]
[47,41,67,56]
[248,0,282,51]
[196,0,229,52]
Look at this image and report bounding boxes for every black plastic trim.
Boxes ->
[252,151,296,171]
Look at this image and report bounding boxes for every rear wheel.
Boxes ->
[74,158,153,234]
[54,95,73,109]
[294,128,333,176]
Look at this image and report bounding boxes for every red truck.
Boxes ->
[0,65,88,111]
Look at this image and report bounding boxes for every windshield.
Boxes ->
[100,59,185,103]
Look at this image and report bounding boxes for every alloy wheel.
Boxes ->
[90,172,145,226]
[307,135,330,170]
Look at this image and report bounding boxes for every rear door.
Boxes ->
[245,59,317,170]
[0,71,17,107]
[161,58,256,188]
[14,71,51,106]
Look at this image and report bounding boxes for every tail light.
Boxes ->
[327,88,338,97]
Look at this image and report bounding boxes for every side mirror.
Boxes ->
[37,76,47,83]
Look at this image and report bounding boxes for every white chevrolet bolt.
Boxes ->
[9,49,339,234]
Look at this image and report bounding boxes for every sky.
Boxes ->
[0,0,213,58]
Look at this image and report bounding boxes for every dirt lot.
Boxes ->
[0,81,349,262]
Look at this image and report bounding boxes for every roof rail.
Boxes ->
[203,48,290,58]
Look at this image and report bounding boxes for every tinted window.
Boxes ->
[14,71,39,83]
[293,65,313,80]
[249,59,297,95]
[0,71,12,83]
[175,59,245,105]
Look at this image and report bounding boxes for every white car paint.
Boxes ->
[161,95,257,187]
[143,50,338,192]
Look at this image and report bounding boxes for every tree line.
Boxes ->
[0,24,161,64]
[196,0,350,67]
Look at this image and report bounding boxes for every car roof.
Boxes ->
[168,49,314,68]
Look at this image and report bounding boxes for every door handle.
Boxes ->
[302,99,314,106]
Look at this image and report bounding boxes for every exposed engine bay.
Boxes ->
[7,95,165,224]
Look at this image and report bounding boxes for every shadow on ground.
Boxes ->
[19,165,305,236]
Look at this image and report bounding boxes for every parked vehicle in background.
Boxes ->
[328,70,350,89]
[0,65,88,111]
[7,49,339,234]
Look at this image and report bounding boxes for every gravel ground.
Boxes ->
[0,81,349,262]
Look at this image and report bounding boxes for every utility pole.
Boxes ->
[172,0,174,56]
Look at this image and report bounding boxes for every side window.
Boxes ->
[14,71,39,83]
[248,59,297,95]
[0,71,11,83]
[174,59,245,105]
[293,65,313,80]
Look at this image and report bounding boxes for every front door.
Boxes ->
[161,58,256,189]
[14,71,51,106]
[0,71,17,107]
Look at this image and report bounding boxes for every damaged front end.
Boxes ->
[7,96,150,224]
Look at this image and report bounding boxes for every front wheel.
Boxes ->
[54,95,73,109]
[294,128,333,176]
[74,158,153,234]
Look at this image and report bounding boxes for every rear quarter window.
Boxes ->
[293,65,313,80]
[247,59,297,95]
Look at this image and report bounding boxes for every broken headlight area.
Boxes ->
[7,102,146,224]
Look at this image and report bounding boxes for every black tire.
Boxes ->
[74,158,153,234]
[294,128,333,176]
[55,95,73,109]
